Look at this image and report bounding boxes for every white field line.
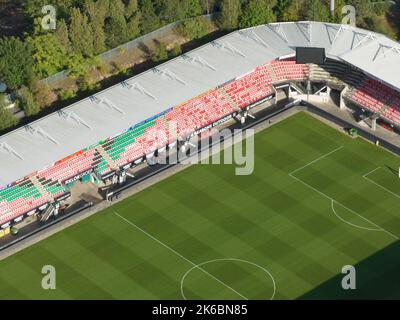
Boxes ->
[331,200,382,232]
[180,258,276,300]
[363,166,381,178]
[289,148,399,240]
[289,146,344,176]
[363,167,400,200]
[114,211,248,300]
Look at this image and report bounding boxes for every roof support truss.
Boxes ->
[212,41,246,57]
[155,68,187,85]
[183,54,217,71]
[123,81,157,100]
[0,142,23,160]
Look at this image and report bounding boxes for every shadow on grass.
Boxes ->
[385,165,398,177]
[299,241,400,299]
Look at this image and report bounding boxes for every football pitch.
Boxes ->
[1,111,399,299]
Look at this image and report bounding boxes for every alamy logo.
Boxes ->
[41,5,56,30]
[41,265,56,290]
[341,265,356,290]
[150,123,255,176]
[341,5,356,27]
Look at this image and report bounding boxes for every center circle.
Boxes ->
[180,258,276,300]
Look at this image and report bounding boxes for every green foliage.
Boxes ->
[27,33,67,78]
[306,0,330,22]
[239,0,276,28]
[151,42,168,62]
[170,43,182,57]
[218,0,241,30]
[78,74,100,92]
[66,53,87,77]
[0,94,17,131]
[0,37,34,89]
[55,19,72,53]
[125,0,141,40]
[110,61,127,75]
[178,17,211,40]
[97,62,110,76]
[84,0,108,53]
[275,0,292,21]
[58,88,76,101]
[105,0,130,48]
[19,86,41,117]
[69,7,94,57]
[181,0,203,18]
[30,79,53,107]
[140,0,161,33]
[282,0,303,21]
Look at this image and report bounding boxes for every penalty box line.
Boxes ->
[289,147,399,241]
[289,146,344,176]
[363,167,400,200]
[114,211,249,300]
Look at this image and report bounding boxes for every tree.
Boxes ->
[239,0,276,28]
[30,79,53,107]
[170,43,182,57]
[0,37,34,89]
[151,41,168,62]
[125,0,141,40]
[85,0,108,54]
[0,94,17,131]
[69,7,94,57]
[178,17,211,40]
[218,0,241,30]
[27,33,67,78]
[66,53,87,77]
[276,0,292,21]
[282,0,304,21]
[19,86,41,117]
[306,0,330,22]
[140,0,161,34]
[105,16,128,48]
[104,0,129,48]
[55,19,72,53]
[181,0,203,18]
[153,0,179,22]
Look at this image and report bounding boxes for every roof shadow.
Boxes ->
[299,240,400,299]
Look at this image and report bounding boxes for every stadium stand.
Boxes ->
[347,77,400,127]
[1,21,400,229]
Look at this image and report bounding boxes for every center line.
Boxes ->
[114,211,249,300]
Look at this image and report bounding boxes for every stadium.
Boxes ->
[0,21,400,299]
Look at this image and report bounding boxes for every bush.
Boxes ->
[19,86,41,117]
[66,53,87,77]
[0,94,18,131]
[58,89,76,101]
[78,78,100,92]
[151,42,168,62]
[30,79,53,107]
[170,43,182,57]
[97,62,110,77]
[111,61,124,75]
[118,47,125,55]
[177,17,211,40]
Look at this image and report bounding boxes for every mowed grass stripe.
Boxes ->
[294,147,400,239]
[0,111,399,299]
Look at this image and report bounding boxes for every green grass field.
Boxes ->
[1,111,400,299]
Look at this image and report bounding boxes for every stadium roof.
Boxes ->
[1,21,400,187]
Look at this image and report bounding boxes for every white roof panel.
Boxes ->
[1,21,400,186]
